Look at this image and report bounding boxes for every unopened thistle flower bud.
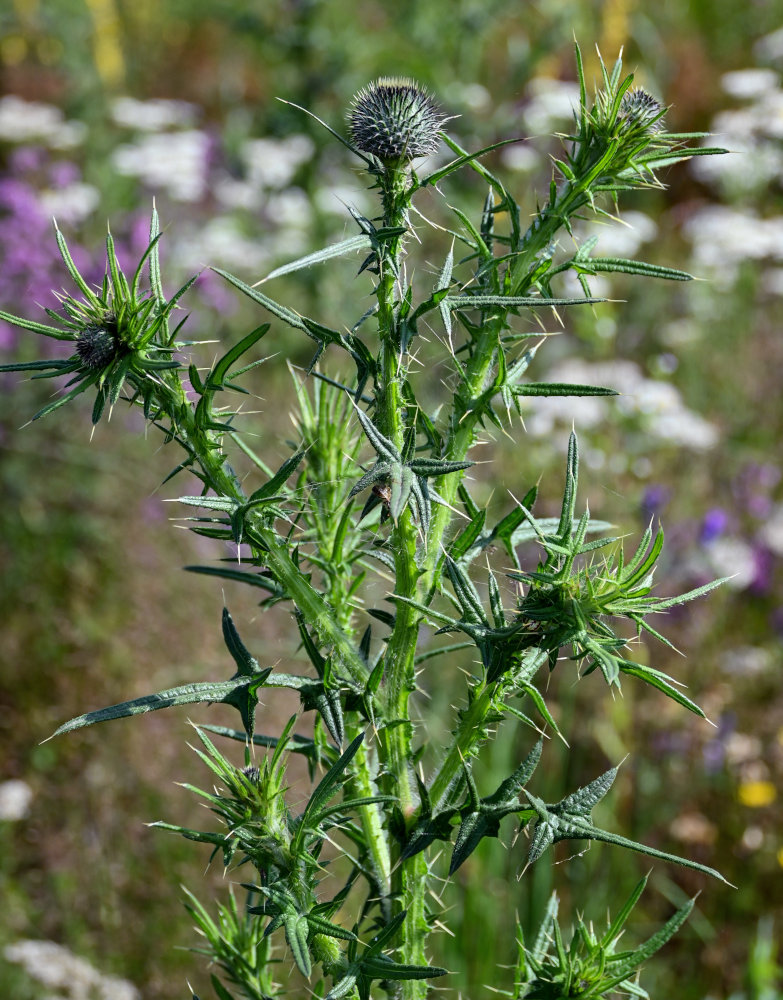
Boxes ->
[348,78,448,164]
[619,88,665,132]
[76,321,118,370]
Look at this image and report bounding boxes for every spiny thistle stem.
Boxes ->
[369,157,433,996]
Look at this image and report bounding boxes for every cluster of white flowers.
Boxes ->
[702,536,758,589]
[109,97,198,132]
[691,68,783,197]
[686,49,783,279]
[758,503,783,555]
[38,183,100,225]
[0,96,86,148]
[4,939,139,1000]
[499,76,581,175]
[213,135,315,212]
[579,210,658,258]
[519,76,581,135]
[525,357,719,452]
[682,205,783,273]
[172,216,272,273]
[0,779,32,820]
[111,129,211,202]
[719,645,773,675]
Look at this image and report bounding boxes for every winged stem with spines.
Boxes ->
[2,46,729,1000]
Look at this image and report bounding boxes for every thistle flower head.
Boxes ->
[619,87,665,132]
[75,318,119,370]
[347,78,448,164]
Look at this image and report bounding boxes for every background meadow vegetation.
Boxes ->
[1,1,782,997]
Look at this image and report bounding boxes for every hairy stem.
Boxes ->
[373,164,431,998]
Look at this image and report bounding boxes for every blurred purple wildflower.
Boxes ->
[700,508,729,544]
[9,145,45,173]
[48,159,81,189]
[748,544,775,595]
[641,484,669,520]
[195,269,238,314]
[734,462,781,520]
[0,152,103,359]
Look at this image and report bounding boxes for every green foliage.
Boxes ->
[513,875,696,1000]
[2,44,730,1000]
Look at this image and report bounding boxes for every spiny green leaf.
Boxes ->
[0,309,76,340]
[284,913,312,978]
[207,324,270,391]
[222,607,260,676]
[49,674,269,738]
[294,733,365,847]
[580,257,693,281]
[359,956,448,981]
[257,235,373,283]
[512,382,618,397]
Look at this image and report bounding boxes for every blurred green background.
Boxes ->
[1,1,782,998]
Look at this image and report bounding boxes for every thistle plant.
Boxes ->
[2,47,730,1000]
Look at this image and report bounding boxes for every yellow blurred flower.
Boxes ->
[738,781,777,807]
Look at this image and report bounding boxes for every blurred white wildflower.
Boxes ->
[754,27,783,64]
[173,216,270,273]
[580,210,658,258]
[741,826,764,850]
[719,646,772,676]
[265,187,310,230]
[704,537,757,589]
[0,96,86,148]
[111,130,210,201]
[682,206,783,272]
[724,732,763,764]
[0,779,32,820]
[521,77,580,134]
[213,174,263,211]
[742,88,783,140]
[315,183,371,215]
[38,183,100,224]
[242,135,314,190]
[450,82,491,113]
[721,68,779,99]
[760,266,783,295]
[4,939,139,1000]
[526,358,718,449]
[645,407,719,449]
[691,132,783,194]
[691,72,783,196]
[758,503,783,554]
[660,318,702,347]
[110,96,198,131]
[500,142,542,172]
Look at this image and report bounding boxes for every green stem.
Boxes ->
[428,681,496,810]
[374,166,420,818]
[372,164,431,998]
[166,379,369,689]
[421,175,596,592]
[349,734,392,904]
[420,315,503,594]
